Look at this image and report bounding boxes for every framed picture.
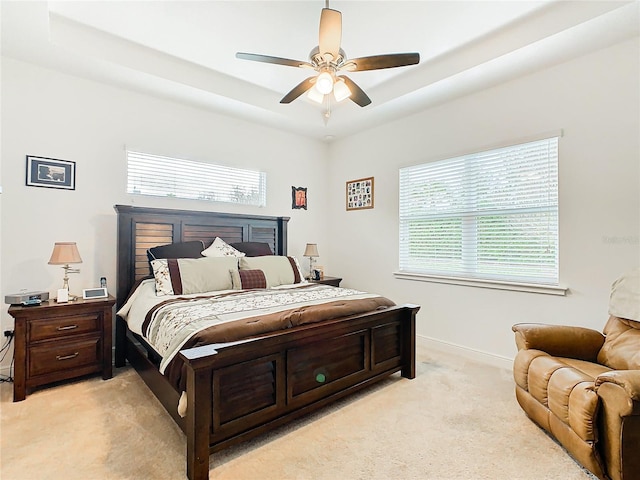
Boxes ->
[26,155,76,190]
[292,186,307,210]
[313,265,324,280]
[346,177,374,211]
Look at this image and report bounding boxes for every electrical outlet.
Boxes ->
[3,330,14,338]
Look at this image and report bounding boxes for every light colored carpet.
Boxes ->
[0,345,597,480]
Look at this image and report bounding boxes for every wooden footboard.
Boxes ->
[180,303,419,480]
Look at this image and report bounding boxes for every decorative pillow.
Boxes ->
[230,242,274,257]
[291,256,306,282]
[151,256,237,296]
[147,241,205,262]
[231,269,268,290]
[608,267,640,322]
[201,237,246,258]
[239,256,304,288]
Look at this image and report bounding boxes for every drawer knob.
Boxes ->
[57,325,78,331]
[56,352,79,361]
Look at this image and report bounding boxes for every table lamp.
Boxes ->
[48,242,82,300]
[303,243,319,280]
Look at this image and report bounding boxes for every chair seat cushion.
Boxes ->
[559,357,612,378]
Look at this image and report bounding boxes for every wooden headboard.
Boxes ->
[114,205,290,308]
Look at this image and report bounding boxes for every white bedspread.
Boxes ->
[117,280,382,374]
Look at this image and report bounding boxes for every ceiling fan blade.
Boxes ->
[318,8,342,60]
[280,77,316,104]
[342,53,420,72]
[340,76,371,107]
[236,52,313,69]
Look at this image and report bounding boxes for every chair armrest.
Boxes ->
[596,370,640,402]
[512,323,605,361]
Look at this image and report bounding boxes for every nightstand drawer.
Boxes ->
[29,314,100,342]
[29,336,101,377]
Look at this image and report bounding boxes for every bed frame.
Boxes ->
[114,204,419,480]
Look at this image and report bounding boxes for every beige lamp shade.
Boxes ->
[48,242,83,265]
[303,243,319,258]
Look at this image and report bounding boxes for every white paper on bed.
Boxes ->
[118,280,383,375]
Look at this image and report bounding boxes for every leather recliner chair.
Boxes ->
[512,269,640,480]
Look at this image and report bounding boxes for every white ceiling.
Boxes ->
[2,1,638,142]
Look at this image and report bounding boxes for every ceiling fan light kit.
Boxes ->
[236,1,420,121]
[333,78,351,102]
[315,71,334,95]
[307,86,325,104]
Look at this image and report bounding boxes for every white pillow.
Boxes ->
[609,267,640,322]
[240,256,305,288]
[201,237,246,258]
[151,256,237,296]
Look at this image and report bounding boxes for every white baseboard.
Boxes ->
[417,334,514,371]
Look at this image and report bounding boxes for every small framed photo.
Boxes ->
[292,186,307,210]
[346,177,374,211]
[26,155,76,190]
[313,265,325,280]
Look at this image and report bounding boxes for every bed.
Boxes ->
[114,204,420,480]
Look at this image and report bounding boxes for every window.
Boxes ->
[127,150,266,207]
[398,135,559,287]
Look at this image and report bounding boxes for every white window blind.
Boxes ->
[399,136,559,285]
[127,150,266,207]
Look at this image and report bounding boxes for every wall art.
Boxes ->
[26,155,76,190]
[292,186,307,210]
[346,177,374,211]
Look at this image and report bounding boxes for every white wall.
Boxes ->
[0,58,329,369]
[2,37,639,374]
[327,38,640,364]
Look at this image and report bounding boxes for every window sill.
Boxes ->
[393,271,568,296]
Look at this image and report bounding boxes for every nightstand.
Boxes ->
[310,276,342,287]
[8,295,116,402]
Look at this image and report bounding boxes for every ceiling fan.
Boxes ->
[236,1,420,109]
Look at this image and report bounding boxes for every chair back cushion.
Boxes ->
[597,316,640,370]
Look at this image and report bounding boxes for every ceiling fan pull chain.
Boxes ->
[322,95,331,126]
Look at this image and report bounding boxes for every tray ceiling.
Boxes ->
[2,1,638,142]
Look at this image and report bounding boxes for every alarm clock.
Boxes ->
[82,287,108,300]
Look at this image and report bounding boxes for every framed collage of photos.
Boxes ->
[346,177,374,211]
